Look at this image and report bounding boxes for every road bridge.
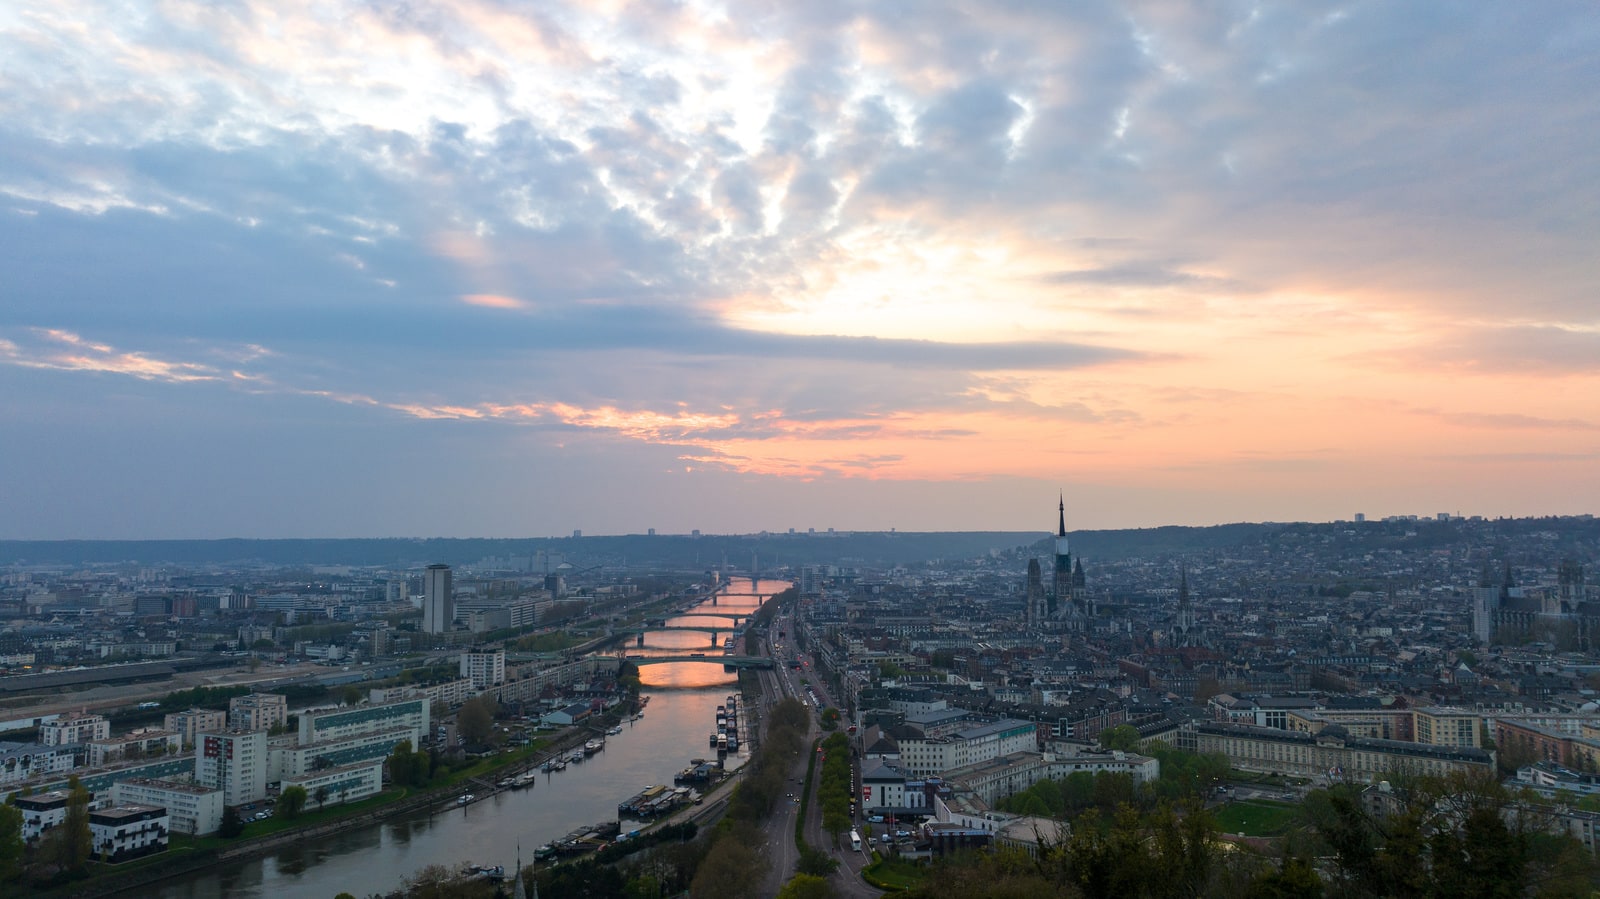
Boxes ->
[626,655,774,669]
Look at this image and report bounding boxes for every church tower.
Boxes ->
[1171,565,1198,647]
[1053,495,1083,630]
[1025,558,1047,628]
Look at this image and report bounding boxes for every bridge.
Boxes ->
[614,625,734,636]
[626,655,774,669]
[659,613,748,622]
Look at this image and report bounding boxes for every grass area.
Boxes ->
[511,631,586,653]
[1213,800,1299,837]
[863,855,927,891]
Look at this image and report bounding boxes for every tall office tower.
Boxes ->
[423,564,454,634]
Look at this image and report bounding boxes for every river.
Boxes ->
[151,577,787,899]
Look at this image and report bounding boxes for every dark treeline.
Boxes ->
[908,770,1596,899]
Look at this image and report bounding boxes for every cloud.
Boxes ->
[0,329,221,383]
[1,2,1598,533]
[459,294,527,310]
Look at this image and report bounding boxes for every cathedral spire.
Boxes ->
[1058,494,1067,537]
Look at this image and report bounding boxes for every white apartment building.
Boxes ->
[164,709,227,748]
[89,805,168,863]
[460,649,506,689]
[896,720,1039,777]
[41,714,110,746]
[942,749,1160,808]
[86,730,182,767]
[280,758,384,810]
[268,728,417,781]
[229,693,288,732]
[195,730,268,806]
[0,741,77,786]
[110,778,224,836]
[14,789,72,843]
[298,698,429,747]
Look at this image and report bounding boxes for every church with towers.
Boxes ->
[1025,497,1091,632]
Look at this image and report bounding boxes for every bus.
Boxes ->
[849,830,862,852]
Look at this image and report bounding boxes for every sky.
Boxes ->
[1,1,1597,540]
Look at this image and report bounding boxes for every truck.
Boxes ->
[137,701,160,710]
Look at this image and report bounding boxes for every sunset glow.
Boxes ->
[1,2,1595,537]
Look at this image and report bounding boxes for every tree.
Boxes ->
[59,776,91,870]
[277,785,308,820]
[690,832,765,899]
[796,845,838,877]
[218,806,245,838]
[314,785,331,809]
[458,695,498,746]
[1098,724,1141,752]
[776,873,836,899]
[0,803,23,884]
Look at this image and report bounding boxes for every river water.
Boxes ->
[152,577,785,899]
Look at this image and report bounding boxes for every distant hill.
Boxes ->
[2,517,1592,569]
[0,526,1280,569]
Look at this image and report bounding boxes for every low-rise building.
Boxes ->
[0,741,78,786]
[942,748,1159,808]
[89,805,168,863]
[280,758,384,810]
[298,698,428,747]
[164,709,227,748]
[86,730,182,767]
[41,714,110,746]
[896,719,1038,777]
[1195,721,1494,782]
[110,778,225,836]
[14,789,72,843]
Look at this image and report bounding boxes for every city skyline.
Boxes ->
[2,3,1596,539]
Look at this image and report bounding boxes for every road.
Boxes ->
[753,613,882,899]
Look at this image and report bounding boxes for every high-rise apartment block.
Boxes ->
[460,648,506,689]
[195,729,268,806]
[423,564,454,634]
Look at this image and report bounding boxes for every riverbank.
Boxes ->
[50,718,615,899]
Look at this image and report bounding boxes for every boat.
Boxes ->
[584,738,604,754]
[457,793,474,804]
[534,844,557,861]
[709,732,719,748]
[515,771,538,788]
[466,864,505,881]
[619,784,669,817]
[717,733,728,752]
[606,725,623,736]
[567,749,586,763]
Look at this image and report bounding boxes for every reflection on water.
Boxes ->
[152,577,785,899]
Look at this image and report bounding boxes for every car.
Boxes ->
[255,812,271,820]
[868,815,885,823]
